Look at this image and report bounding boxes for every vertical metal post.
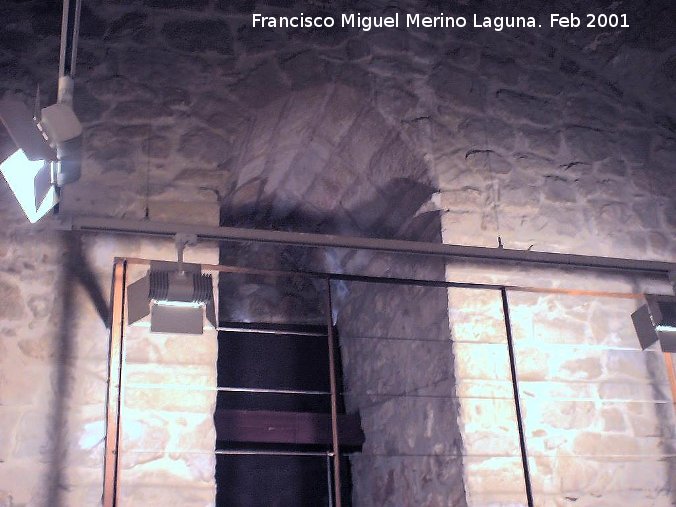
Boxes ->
[103,260,127,507]
[326,451,334,507]
[57,0,81,104]
[665,352,676,407]
[325,277,342,507]
[500,287,534,507]
[58,0,70,79]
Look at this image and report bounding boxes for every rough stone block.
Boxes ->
[124,363,216,387]
[0,462,49,506]
[601,407,626,431]
[429,65,485,110]
[375,83,418,120]
[495,89,558,125]
[564,126,615,161]
[455,342,511,381]
[162,19,232,54]
[500,176,542,211]
[13,409,52,460]
[465,456,527,494]
[556,457,673,494]
[118,484,216,507]
[178,127,232,165]
[0,275,24,321]
[459,115,517,152]
[480,53,521,85]
[215,0,255,13]
[521,126,562,157]
[543,176,578,203]
[0,409,21,462]
[230,61,289,108]
[456,379,513,400]
[441,210,499,248]
[351,455,466,507]
[460,399,520,439]
[563,96,619,129]
[465,149,513,174]
[346,38,371,60]
[237,24,285,54]
[524,71,565,96]
[125,332,217,366]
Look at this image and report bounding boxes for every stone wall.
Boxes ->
[335,257,467,506]
[115,235,219,506]
[0,222,219,507]
[0,0,674,506]
[447,272,676,507]
[423,2,676,503]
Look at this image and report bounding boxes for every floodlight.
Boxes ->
[0,95,82,222]
[632,295,676,353]
[0,96,57,162]
[1,150,58,223]
[41,103,82,144]
[0,0,86,223]
[127,260,217,335]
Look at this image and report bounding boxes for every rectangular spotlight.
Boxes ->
[0,96,59,222]
[1,149,58,223]
[0,96,83,222]
[632,295,676,353]
[0,96,57,162]
[127,261,217,335]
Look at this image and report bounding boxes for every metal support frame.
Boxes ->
[325,278,342,507]
[64,216,675,277]
[215,449,334,457]
[665,352,676,407]
[103,260,126,507]
[102,259,350,506]
[102,257,675,506]
[501,288,534,507]
[58,0,82,80]
[57,0,82,106]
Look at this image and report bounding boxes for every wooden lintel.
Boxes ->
[214,409,364,448]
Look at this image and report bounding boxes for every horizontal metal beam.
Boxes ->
[62,216,675,277]
[215,449,334,457]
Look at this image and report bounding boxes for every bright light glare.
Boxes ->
[0,149,57,223]
[153,300,204,309]
[656,325,676,332]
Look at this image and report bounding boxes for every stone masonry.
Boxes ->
[0,0,675,506]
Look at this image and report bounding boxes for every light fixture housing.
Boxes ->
[632,294,676,353]
[0,95,82,222]
[127,261,217,335]
[0,149,58,223]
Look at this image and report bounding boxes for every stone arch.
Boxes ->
[221,83,437,239]
[215,83,444,324]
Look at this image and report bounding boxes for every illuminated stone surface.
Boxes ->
[449,286,676,506]
[0,0,674,505]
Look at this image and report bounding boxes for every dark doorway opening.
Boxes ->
[214,322,359,506]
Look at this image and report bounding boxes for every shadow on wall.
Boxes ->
[215,183,468,504]
[217,178,442,325]
[220,177,439,238]
[629,282,676,504]
[44,232,109,507]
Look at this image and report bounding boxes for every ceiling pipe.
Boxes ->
[61,215,675,279]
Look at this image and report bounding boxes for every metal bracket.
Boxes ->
[175,233,198,273]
